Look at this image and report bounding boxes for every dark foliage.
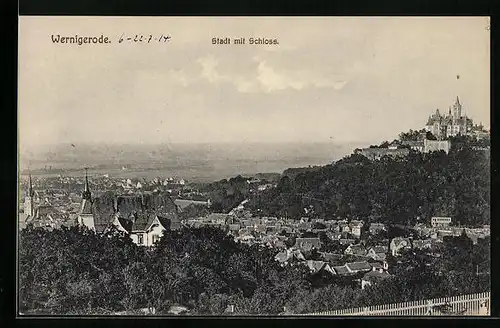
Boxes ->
[247,145,489,227]
[19,224,489,315]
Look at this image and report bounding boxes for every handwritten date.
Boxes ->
[118,34,171,44]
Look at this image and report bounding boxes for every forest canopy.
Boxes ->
[19,225,489,315]
[247,142,489,227]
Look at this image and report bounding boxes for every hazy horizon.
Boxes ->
[19,141,362,182]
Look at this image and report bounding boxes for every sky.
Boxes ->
[18,16,490,151]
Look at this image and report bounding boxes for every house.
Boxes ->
[366,246,388,262]
[340,223,351,233]
[275,251,291,265]
[274,240,286,249]
[312,228,329,234]
[345,261,372,274]
[390,237,412,256]
[298,222,313,231]
[465,232,481,245]
[236,234,256,245]
[255,224,267,234]
[415,226,433,238]
[228,223,241,231]
[262,216,278,224]
[412,239,433,250]
[321,252,343,264]
[387,141,399,150]
[109,216,134,234]
[349,221,364,238]
[332,224,342,232]
[240,219,254,228]
[257,184,274,191]
[333,265,350,276]
[266,225,281,234]
[275,249,306,265]
[127,213,180,246]
[207,213,235,225]
[437,230,454,239]
[327,231,342,240]
[294,237,321,252]
[303,260,336,275]
[431,216,452,228]
[366,245,388,257]
[291,249,306,262]
[339,238,356,246]
[369,223,387,235]
[369,261,388,272]
[344,244,367,256]
[361,270,391,289]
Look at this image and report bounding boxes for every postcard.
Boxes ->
[18,16,490,317]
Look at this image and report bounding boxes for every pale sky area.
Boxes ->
[19,16,490,151]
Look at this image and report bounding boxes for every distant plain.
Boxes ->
[19,142,366,182]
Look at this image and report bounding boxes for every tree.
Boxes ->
[426,131,437,140]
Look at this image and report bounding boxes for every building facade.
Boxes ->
[424,97,473,139]
[424,139,451,154]
[431,216,452,228]
[354,148,410,161]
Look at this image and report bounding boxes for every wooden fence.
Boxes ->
[303,292,490,316]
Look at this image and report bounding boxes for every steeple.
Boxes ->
[456,96,460,105]
[28,173,34,198]
[24,172,35,218]
[82,168,91,200]
[78,168,95,229]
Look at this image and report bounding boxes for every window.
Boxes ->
[138,234,144,245]
[152,234,159,244]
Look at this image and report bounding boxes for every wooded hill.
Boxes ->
[246,135,490,227]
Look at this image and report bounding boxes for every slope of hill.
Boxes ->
[247,143,490,227]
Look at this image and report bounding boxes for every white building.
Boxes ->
[424,139,451,154]
[431,216,452,228]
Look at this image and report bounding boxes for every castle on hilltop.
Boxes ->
[354,96,488,160]
[424,96,485,140]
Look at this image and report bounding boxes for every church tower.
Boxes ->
[78,168,95,230]
[24,173,34,218]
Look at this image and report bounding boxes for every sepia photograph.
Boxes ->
[18,16,490,316]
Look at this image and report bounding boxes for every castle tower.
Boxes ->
[23,173,34,218]
[453,96,462,119]
[78,168,95,230]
